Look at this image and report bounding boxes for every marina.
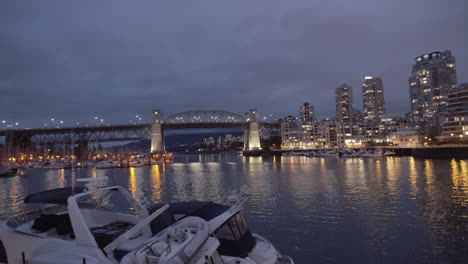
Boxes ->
[1,1,467,262]
[0,153,467,263]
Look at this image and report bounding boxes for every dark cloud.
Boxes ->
[0,0,467,127]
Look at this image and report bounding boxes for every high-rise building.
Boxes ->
[362,76,386,122]
[409,50,457,119]
[335,84,353,123]
[299,102,314,122]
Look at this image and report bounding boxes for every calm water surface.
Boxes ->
[1,154,467,263]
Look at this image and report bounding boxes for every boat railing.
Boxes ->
[278,255,295,264]
[226,185,250,212]
[6,205,67,228]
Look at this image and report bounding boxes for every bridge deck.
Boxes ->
[0,122,279,138]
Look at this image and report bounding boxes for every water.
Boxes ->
[1,154,467,263]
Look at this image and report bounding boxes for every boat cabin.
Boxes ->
[149,201,257,257]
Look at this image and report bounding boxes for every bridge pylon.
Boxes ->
[150,110,165,153]
[244,109,261,151]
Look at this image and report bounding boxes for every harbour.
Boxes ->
[1,1,467,262]
[1,154,467,263]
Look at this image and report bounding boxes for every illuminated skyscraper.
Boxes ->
[362,76,386,122]
[299,102,314,122]
[409,50,457,119]
[335,84,353,123]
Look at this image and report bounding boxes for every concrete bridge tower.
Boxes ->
[150,110,164,153]
[245,109,261,150]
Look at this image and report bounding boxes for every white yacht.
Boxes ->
[0,167,17,177]
[0,178,223,264]
[314,150,336,157]
[0,178,293,264]
[358,149,383,158]
[96,160,120,169]
[147,186,294,264]
[46,163,66,169]
[129,162,145,168]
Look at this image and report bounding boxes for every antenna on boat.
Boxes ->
[77,176,109,191]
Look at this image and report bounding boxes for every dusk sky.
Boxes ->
[1,0,467,127]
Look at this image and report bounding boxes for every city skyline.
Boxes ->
[1,1,467,127]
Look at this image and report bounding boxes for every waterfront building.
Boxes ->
[391,128,421,147]
[335,84,354,123]
[362,76,386,122]
[379,114,412,138]
[281,119,388,149]
[281,121,312,149]
[440,84,468,138]
[336,122,361,148]
[299,102,314,122]
[281,120,337,149]
[358,122,382,144]
[409,50,457,120]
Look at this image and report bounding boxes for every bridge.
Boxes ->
[0,109,280,159]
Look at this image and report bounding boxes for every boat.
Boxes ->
[96,160,119,169]
[147,186,294,264]
[150,160,163,165]
[33,162,45,169]
[129,162,145,168]
[290,152,306,156]
[46,163,66,169]
[282,152,291,157]
[357,149,383,158]
[0,166,17,177]
[314,150,336,157]
[339,149,357,158]
[18,162,34,169]
[383,150,396,156]
[0,177,240,264]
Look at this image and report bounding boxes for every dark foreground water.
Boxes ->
[1,154,467,263]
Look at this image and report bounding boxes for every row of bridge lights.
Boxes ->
[129,115,143,125]
[1,120,24,129]
[171,115,241,123]
[169,115,277,123]
[2,113,276,130]
[2,114,142,130]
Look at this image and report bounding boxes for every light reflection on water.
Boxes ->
[0,155,467,263]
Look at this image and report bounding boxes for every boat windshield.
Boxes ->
[75,189,139,215]
[214,212,256,257]
[75,189,142,249]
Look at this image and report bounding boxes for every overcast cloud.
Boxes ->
[0,0,467,127]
